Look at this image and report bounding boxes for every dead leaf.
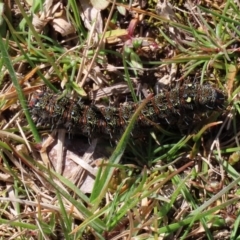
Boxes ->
[32,1,75,36]
[52,16,75,36]
[32,14,49,33]
[79,0,103,33]
[91,0,109,10]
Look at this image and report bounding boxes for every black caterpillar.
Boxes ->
[29,84,225,136]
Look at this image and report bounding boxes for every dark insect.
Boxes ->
[29,83,225,137]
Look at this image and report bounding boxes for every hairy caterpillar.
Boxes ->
[29,84,225,136]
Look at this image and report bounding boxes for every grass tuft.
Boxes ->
[0,0,239,239]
